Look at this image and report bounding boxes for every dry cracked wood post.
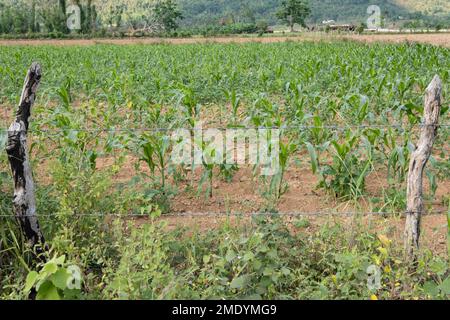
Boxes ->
[404,75,442,258]
[5,62,46,259]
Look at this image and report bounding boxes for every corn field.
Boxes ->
[0,40,449,300]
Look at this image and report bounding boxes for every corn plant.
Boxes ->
[307,131,373,201]
[175,85,202,187]
[196,137,219,199]
[139,133,172,213]
[274,136,297,200]
[140,134,170,190]
[224,89,242,127]
[176,85,201,129]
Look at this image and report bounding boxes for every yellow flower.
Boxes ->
[372,255,381,266]
[377,246,388,257]
[370,294,378,300]
[377,234,391,247]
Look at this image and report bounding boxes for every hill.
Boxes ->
[177,0,450,26]
[2,0,448,34]
[395,0,450,16]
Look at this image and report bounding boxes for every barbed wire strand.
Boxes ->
[0,123,449,134]
[0,210,447,218]
[0,123,448,219]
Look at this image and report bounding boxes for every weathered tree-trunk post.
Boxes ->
[6,62,45,257]
[404,75,442,258]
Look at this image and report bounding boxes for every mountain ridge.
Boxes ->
[176,0,450,26]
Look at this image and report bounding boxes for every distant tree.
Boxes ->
[153,0,183,31]
[59,0,66,16]
[256,20,269,36]
[83,0,94,32]
[277,0,310,32]
[38,0,69,33]
[356,22,366,34]
[242,4,256,24]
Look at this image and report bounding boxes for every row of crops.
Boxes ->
[0,41,448,215]
[0,40,449,300]
[0,41,448,105]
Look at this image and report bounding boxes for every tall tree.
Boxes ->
[153,0,183,32]
[59,0,66,15]
[242,4,256,24]
[95,0,152,29]
[277,0,310,32]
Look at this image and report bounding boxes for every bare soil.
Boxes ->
[0,33,448,47]
[94,150,449,256]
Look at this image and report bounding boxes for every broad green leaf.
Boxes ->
[42,262,58,275]
[54,255,66,265]
[243,252,254,262]
[429,260,447,276]
[281,267,291,276]
[225,250,236,263]
[51,268,70,290]
[422,281,439,297]
[202,255,210,264]
[24,271,39,293]
[36,281,61,300]
[253,259,262,270]
[440,277,450,295]
[230,275,248,289]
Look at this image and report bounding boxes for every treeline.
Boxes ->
[0,0,270,37]
[0,0,97,35]
[185,22,270,37]
[0,0,449,38]
[309,0,450,30]
[179,0,450,28]
[178,0,280,26]
[0,0,186,37]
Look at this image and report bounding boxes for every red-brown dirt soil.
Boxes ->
[0,33,449,47]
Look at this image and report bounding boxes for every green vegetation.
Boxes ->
[153,0,184,31]
[178,0,450,26]
[0,41,449,299]
[0,0,449,38]
[276,0,310,32]
[3,213,450,299]
[0,0,97,35]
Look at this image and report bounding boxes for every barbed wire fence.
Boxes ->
[0,64,448,261]
[0,124,449,219]
[0,209,448,219]
[0,123,450,134]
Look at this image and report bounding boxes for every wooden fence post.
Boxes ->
[404,75,442,258]
[5,62,45,257]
